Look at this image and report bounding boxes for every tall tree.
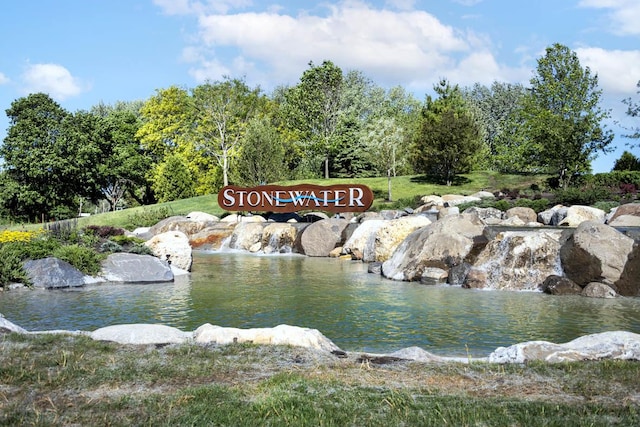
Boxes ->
[233,116,286,186]
[191,77,263,187]
[411,79,483,186]
[612,150,640,171]
[622,80,640,146]
[523,43,614,188]
[284,61,343,179]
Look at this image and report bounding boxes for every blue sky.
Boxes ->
[1,0,639,173]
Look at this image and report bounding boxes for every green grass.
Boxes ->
[0,333,638,426]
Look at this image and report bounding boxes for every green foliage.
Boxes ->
[233,117,286,185]
[589,171,640,188]
[0,237,62,287]
[152,154,196,203]
[411,79,483,185]
[52,244,103,276]
[84,225,125,238]
[621,80,640,144]
[613,150,640,171]
[553,185,611,205]
[521,43,614,188]
[124,206,173,229]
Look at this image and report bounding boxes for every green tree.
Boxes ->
[613,150,640,171]
[523,43,614,188]
[152,154,196,203]
[622,80,640,146]
[0,94,104,220]
[411,79,483,186]
[364,117,404,200]
[284,61,343,179]
[233,117,286,186]
[191,77,263,187]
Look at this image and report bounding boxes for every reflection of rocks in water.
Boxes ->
[465,230,564,291]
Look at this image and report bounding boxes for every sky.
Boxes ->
[1,0,639,173]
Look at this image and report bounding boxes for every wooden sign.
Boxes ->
[218,184,374,213]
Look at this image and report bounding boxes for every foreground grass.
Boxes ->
[1,334,638,426]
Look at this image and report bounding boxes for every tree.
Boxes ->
[365,117,404,200]
[613,150,640,171]
[191,78,263,187]
[622,80,640,145]
[233,117,286,186]
[151,153,196,203]
[284,61,343,179]
[523,43,614,188]
[411,79,483,186]
[0,94,104,220]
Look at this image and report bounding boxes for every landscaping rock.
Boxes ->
[23,257,86,289]
[342,219,385,262]
[541,275,582,295]
[558,205,606,227]
[261,222,299,254]
[607,202,640,224]
[149,215,215,238]
[374,215,432,262]
[0,314,27,334]
[101,253,173,283]
[506,206,537,224]
[189,222,236,250]
[537,205,567,226]
[91,323,189,345]
[616,243,640,296]
[581,282,617,298]
[300,218,349,257]
[145,230,193,271]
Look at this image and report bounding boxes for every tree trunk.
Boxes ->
[324,154,329,179]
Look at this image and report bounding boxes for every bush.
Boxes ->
[84,225,125,238]
[52,244,103,276]
[553,186,611,206]
[124,207,173,229]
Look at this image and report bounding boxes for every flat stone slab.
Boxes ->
[90,324,190,345]
[101,253,173,283]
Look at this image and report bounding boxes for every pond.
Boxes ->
[1,251,639,357]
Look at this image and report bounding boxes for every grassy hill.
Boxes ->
[7,172,548,231]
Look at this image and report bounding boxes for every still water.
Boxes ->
[1,251,640,357]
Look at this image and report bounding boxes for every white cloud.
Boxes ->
[579,0,640,36]
[153,0,252,15]
[0,72,9,85]
[576,47,640,94]
[21,63,86,100]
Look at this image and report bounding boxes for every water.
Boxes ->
[1,251,639,357]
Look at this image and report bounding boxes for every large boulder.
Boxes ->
[189,222,236,250]
[505,206,537,224]
[149,215,216,238]
[261,223,299,254]
[193,323,341,352]
[608,203,640,224]
[462,207,504,224]
[23,257,86,289]
[299,218,349,257]
[101,253,173,283]
[145,230,193,271]
[581,282,617,298]
[540,275,582,296]
[537,205,568,226]
[609,215,640,227]
[381,214,485,281]
[615,243,640,296]
[560,221,634,288]
[465,230,565,291]
[558,205,606,227]
[1,314,27,334]
[226,222,266,252]
[374,216,432,262]
[91,323,189,345]
[343,219,385,262]
[488,331,640,363]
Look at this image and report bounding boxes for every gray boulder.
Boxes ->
[227,222,266,252]
[541,275,582,296]
[300,218,349,257]
[560,221,634,288]
[150,215,217,238]
[537,205,567,226]
[145,230,193,271]
[91,323,189,345]
[23,257,86,289]
[489,331,640,363]
[608,202,640,224]
[581,282,618,298]
[505,206,537,224]
[616,243,640,296]
[1,314,27,334]
[101,253,173,283]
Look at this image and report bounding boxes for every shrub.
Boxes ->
[0,244,30,286]
[124,207,173,229]
[0,229,42,244]
[127,244,155,256]
[99,240,123,253]
[84,225,125,238]
[52,244,103,276]
[553,186,611,206]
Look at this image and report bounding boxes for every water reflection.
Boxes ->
[0,251,639,357]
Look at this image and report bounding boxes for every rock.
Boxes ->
[382,215,485,281]
[300,218,349,257]
[378,210,408,220]
[91,323,189,345]
[227,222,266,252]
[560,221,634,288]
[101,253,173,283]
[387,346,447,362]
[0,314,27,334]
[368,262,383,275]
[189,223,236,250]
[448,262,471,286]
[537,205,567,226]
[608,202,640,224]
[261,223,298,254]
[499,216,527,226]
[185,211,219,222]
[616,244,640,296]
[442,194,481,207]
[420,267,448,285]
[608,215,640,227]
[145,231,193,271]
[470,191,496,200]
[420,195,444,206]
[221,214,266,223]
[541,275,582,296]
[149,215,215,238]
[437,206,460,219]
[131,227,153,240]
[193,323,341,352]
[342,219,385,263]
[506,206,537,224]
[466,230,564,291]
[329,247,343,258]
[581,282,618,298]
[488,331,640,363]
[462,207,504,223]
[374,216,432,262]
[267,212,303,222]
[558,205,606,227]
[23,257,86,289]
